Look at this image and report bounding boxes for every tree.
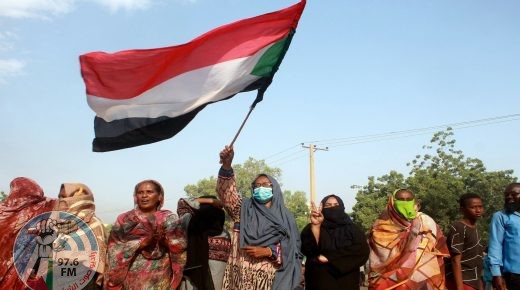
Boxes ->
[351,171,406,232]
[184,158,308,231]
[184,176,218,197]
[352,128,516,242]
[283,190,310,231]
[184,157,282,198]
[0,191,6,202]
[231,157,282,197]
[407,129,515,239]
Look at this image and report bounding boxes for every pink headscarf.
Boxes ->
[0,177,57,289]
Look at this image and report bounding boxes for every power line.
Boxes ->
[262,144,302,160]
[261,113,520,165]
[302,144,329,202]
[268,148,307,165]
[99,114,519,214]
[270,153,307,166]
[328,116,520,149]
[305,113,520,146]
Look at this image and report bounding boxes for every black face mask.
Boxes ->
[505,200,520,214]
[322,206,346,224]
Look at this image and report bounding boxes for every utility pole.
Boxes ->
[301,143,328,203]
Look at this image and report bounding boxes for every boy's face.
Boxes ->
[462,198,484,220]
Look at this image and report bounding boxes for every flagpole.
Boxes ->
[219,104,255,164]
[227,82,268,148]
[229,105,255,147]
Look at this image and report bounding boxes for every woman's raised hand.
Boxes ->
[310,201,324,226]
[219,145,234,169]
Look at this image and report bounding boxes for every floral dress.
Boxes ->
[106,209,188,290]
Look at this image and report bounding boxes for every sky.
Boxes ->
[1,0,519,224]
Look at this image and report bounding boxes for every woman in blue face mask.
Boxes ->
[251,176,274,204]
[216,146,303,290]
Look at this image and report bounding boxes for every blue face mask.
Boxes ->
[252,187,273,204]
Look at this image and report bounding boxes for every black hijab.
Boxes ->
[184,196,226,290]
[320,194,355,249]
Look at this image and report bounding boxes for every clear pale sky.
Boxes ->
[1,0,519,223]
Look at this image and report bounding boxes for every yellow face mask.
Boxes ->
[394,199,417,220]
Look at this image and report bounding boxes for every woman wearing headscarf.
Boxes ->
[177,195,231,290]
[105,179,188,290]
[368,189,449,290]
[300,194,369,290]
[0,177,57,289]
[57,183,108,289]
[216,146,302,290]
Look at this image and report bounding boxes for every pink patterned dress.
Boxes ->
[106,209,187,290]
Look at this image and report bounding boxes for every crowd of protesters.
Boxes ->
[1,146,518,290]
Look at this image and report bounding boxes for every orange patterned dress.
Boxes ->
[368,196,449,290]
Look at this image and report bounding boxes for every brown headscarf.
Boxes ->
[58,183,108,287]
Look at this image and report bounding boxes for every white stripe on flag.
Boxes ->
[87,45,271,122]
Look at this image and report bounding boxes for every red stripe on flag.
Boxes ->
[80,0,305,100]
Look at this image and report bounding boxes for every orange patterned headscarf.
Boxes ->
[368,195,449,290]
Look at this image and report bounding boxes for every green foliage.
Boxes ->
[183,158,308,232]
[184,176,218,197]
[0,191,6,202]
[283,190,310,231]
[232,157,282,197]
[352,128,517,242]
[408,129,516,240]
[183,158,281,198]
[351,171,406,232]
